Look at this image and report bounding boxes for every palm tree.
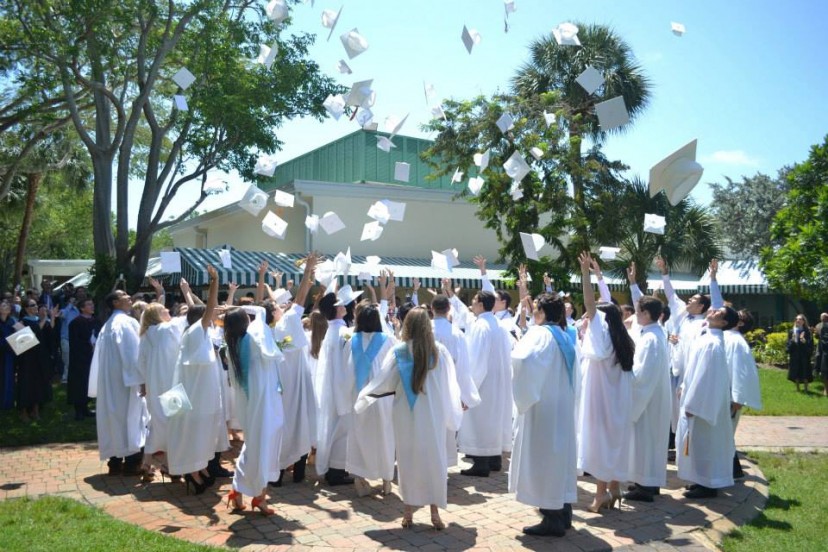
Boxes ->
[512,24,652,252]
[601,177,722,290]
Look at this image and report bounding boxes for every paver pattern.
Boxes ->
[3,416,825,551]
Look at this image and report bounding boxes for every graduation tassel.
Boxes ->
[683,434,690,456]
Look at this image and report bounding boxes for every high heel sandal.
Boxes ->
[401,512,413,529]
[226,489,246,512]
[609,488,622,510]
[251,496,275,516]
[431,514,445,530]
[587,491,613,513]
[184,474,207,495]
[200,469,216,488]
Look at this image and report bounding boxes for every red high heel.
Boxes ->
[226,489,246,512]
[251,496,274,516]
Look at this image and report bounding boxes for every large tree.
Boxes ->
[708,169,790,259]
[760,136,828,304]
[2,0,340,294]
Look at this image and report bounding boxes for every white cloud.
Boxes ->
[701,150,760,167]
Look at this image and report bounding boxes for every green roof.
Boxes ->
[262,129,454,191]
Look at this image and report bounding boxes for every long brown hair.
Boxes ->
[223,307,250,386]
[308,310,328,359]
[401,307,438,394]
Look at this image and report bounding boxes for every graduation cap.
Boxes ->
[315,259,337,287]
[172,67,196,90]
[520,232,546,261]
[461,25,481,54]
[262,211,288,239]
[431,248,460,271]
[335,284,363,306]
[323,93,346,120]
[671,21,686,36]
[219,249,232,269]
[266,0,289,24]
[430,104,447,121]
[496,112,515,134]
[160,251,182,273]
[239,184,268,216]
[595,96,630,131]
[319,211,346,235]
[173,95,188,111]
[5,326,39,356]
[159,383,193,418]
[321,7,343,41]
[575,66,604,95]
[473,149,490,173]
[273,189,295,208]
[599,246,621,260]
[336,59,352,74]
[361,221,384,241]
[503,151,531,183]
[385,113,410,139]
[380,199,406,221]
[367,201,391,224]
[394,162,410,182]
[467,176,484,195]
[355,107,374,129]
[254,154,278,177]
[643,213,666,235]
[333,247,352,275]
[552,22,581,46]
[530,146,544,160]
[377,136,396,152]
[341,28,369,59]
[257,42,279,69]
[648,139,703,206]
[451,168,464,184]
[305,214,320,233]
[345,79,375,108]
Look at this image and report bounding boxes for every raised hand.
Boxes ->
[655,255,668,275]
[626,262,636,284]
[412,277,421,292]
[473,255,487,274]
[709,258,719,281]
[577,251,592,273]
[257,260,269,276]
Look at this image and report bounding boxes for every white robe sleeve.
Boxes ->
[581,309,614,362]
[437,344,463,432]
[683,341,727,424]
[335,338,358,416]
[630,283,643,305]
[597,278,612,303]
[282,304,309,349]
[465,319,490,387]
[710,280,724,309]
[730,336,763,410]
[117,317,143,387]
[481,274,495,294]
[511,326,553,414]
[452,327,480,408]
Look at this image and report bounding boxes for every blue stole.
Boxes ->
[544,324,575,388]
[393,344,418,410]
[352,332,388,391]
[239,333,251,397]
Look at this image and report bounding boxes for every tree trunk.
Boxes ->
[13,172,43,288]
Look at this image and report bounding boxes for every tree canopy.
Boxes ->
[1,0,341,295]
[760,135,828,304]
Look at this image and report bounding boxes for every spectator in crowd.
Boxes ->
[787,314,813,393]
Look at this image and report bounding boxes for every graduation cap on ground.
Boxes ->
[461,25,481,54]
[643,213,666,235]
[341,28,369,59]
[159,383,193,418]
[552,22,581,46]
[648,139,703,206]
[576,66,604,95]
[262,211,288,239]
[520,232,546,261]
[595,96,630,131]
[239,184,268,216]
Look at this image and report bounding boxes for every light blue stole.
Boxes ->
[544,324,575,388]
[393,344,418,410]
[352,332,388,391]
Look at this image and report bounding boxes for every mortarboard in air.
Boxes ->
[643,213,666,235]
[305,214,320,233]
[160,251,182,273]
[173,95,188,111]
[451,168,464,184]
[671,22,686,36]
[431,104,446,120]
[271,287,292,305]
[337,59,352,74]
[266,0,289,24]
[367,201,391,224]
[543,110,556,127]
[496,112,515,134]
[648,139,703,206]
[377,136,396,152]
[204,176,227,193]
[575,66,604,95]
[519,232,546,261]
[360,221,384,241]
[504,0,516,14]
[319,211,346,235]
[461,25,481,54]
[530,146,544,160]
[430,248,460,271]
[5,326,39,356]
[473,149,490,173]
[172,67,196,90]
[595,96,630,131]
[355,106,374,128]
[315,259,336,287]
[219,249,233,269]
[345,79,375,107]
[262,211,288,239]
[552,22,581,46]
[273,189,295,208]
[385,113,410,138]
[467,176,485,195]
[509,181,523,200]
[357,271,372,281]
[380,199,406,221]
[394,162,410,182]
[159,383,193,418]
[599,246,621,261]
[333,247,352,275]
[341,28,369,59]
[323,93,346,120]
[254,154,278,177]
[321,7,343,41]
[423,81,436,104]
[323,275,338,296]
[257,43,279,69]
[503,151,531,183]
[239,184,269,216]
[366,255,382,266]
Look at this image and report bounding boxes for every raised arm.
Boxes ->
[627,262,643,305]
[148,277,165,305]
[474,255,495,293]
[579,251,597,319]
[255,260,269,303]
[411,277,421,306]
[202,265,219,330]
[226,282,238,306]
[179,278,196,307]
[709,258,724,309]
[590,257,611,303]
[293,253,318,309]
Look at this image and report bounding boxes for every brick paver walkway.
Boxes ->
[3,416,824,551]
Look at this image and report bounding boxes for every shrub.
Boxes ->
[774,321,793,333]
[744,328,767,349]
[754,331,788,366]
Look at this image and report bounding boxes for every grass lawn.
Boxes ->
[0,496,218,552]
[721,451,828,551]
[0,383,97,447]
[743,366,828,416]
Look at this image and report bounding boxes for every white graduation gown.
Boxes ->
[92,310,148,460]
[167,322,226,475]
[230,306,285,496]
[724,329,762,413]
[137,317,187,455]
[627,323,671,487]
[433,317,480,467]
[355,343,462,508]
[337,332,396,481]
[577,310,633,482]
[273,305,317,468]
[458,311,513,456]
[676,329,735,489]
[315,319,352,475]
[509,325,578,510]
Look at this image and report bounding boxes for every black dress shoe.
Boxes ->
[489,455,502,472]
[684,483,699,491]
[562,504,572,529]
[325,468,354,486]
[523,511,566,537]
[733,454,745,479]
[683,485,717,499]
[460,467,490,477]
[293,454,308,483]
[623,488,655,502]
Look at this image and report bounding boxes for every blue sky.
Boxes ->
[156,0,828,224]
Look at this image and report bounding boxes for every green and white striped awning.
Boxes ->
[172,247,515,290]
[697,260,771,295]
